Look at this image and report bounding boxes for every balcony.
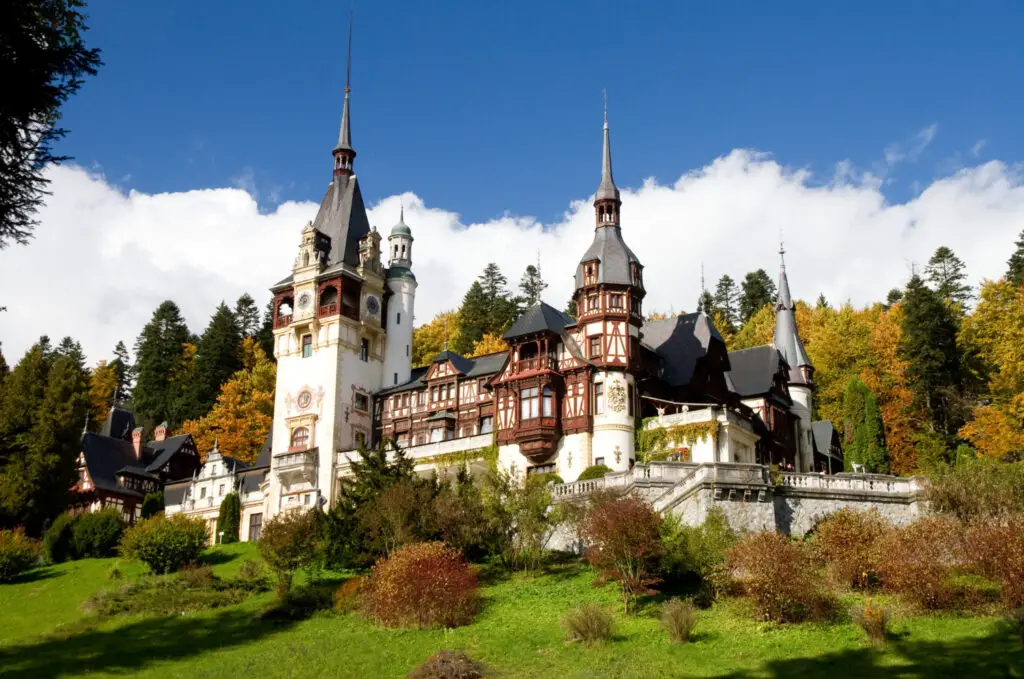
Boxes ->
[515,417,561,461]
[273,314,293,330]
[274,447,317,486]
[515,356,557,373]
[318,303,338,318]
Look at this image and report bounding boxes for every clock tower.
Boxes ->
[265,17,385,515]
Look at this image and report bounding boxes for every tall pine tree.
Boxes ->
[455,281,489,355]
[255,298,276,361]
[0,343,7,381]
[738,269,776,325]
[1007,229,1024,286]
[455,264,518,355]
[186,302,243,421]
[713,275,740,332]
[133,301,191,427]
[518,263,548,309]
[925,246,972,308]
[234,293,261,338]
[110,340,133,400]
[696,288,715,315]
[900,275,964,442]
[842,378,889,473]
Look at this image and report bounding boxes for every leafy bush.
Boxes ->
[577,465,612,481]
[966,516,1024,609]
[43,512,77,563]
[562,603,615,644]
[334,576,365,614]
[726,531,837,623]
[811,508,890,589]
[1008,608,1024,649]
[431,470,491,561]
[216,493,241,543]
[874,515,963,610]
[526,472,564,486]
[661,598,698,643]
[480,469,561,572]
[258,584,336,622]
[235,559,271,592]
[927,459,1024,521]
[0,528,41,582]
[72,508,126,559]
[258,509,324,596]
[140,491,164,519]
[119,514,208,574]
[84,574,249,617]
[583,496,663,613]
[107,564,122,580]
[362,542,479,629]
[358,479,434,558]
[408,650,488,679]
[851,598,890,645]
[661,508,737,602]
[177,564,216,588]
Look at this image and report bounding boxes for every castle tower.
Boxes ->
[571,101,645,474]
[383,205,417,387]
[773,245,815,471]
[266,12,382,516]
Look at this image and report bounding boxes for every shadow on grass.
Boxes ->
[0,606,300,679]
[5,566,61,585]
[199,549,243,566]
[709,625,1023,679]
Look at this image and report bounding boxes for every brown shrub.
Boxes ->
[874,515,965,610]
[661,598,698,643]
[583,496,663,614]
[966,516,1024,609]
[361,542,478,629]
[851,598,890,645]
[562,603,615,644]
[811,509,890,589]
[407,650,488,679]
[726,531,837,623]
[334,575,365,614]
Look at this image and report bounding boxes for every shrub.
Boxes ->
[851,598,890,645]
[84,575,249,617]
[235,559,271,592]
[583,496,663,614]
[72,509,126,559]
[140,491,164,520]
[1008,608,1024,649]
[526,471,564,486]
[216,493,241,544]
[661,508,737,602]
[362,542,478,629]
[178,564,217,588]
[0,528,41,582]
[359,480,434,558]
[334,576,366,614]
[119,514,208,574]
[258,509,324,596]
[408,650,488,679]
[43,512,77,563]
[480,469,561,572]
[577,465,612,481]
[926,459,1024,521]
[258,584,336,621]
[811,509,890,589]
[966,516,1024,609]
[661,598,698,643]
[107,564,122,580]
[874,515,963,610]
[431,478,490,561]
[726,531,837,623]
[562,603,615,644]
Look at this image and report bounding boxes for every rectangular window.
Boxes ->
[520,387,540,420]
[587,295,598,311]
[354,430,367,447]
[542,387,554,417]
[360,338,369,362]
[527,464,556,476]
[397,312,401,325]
[218,484,224,496]
[302,334,313,358]
[430,427,444,443]
[406,344,410,357]
[610,294,623,309]
[303,494,311,506]
[354,392,369,412]
[417,391,426,405]
[248,513,263,542]
[594,383,605,415]
[595,456,605,466]
[447,384,455,400]
[628,383,634,416]
[200,487,207,499]
[479,415,494,434]
[431,386,439,402]
[589,336,601,358]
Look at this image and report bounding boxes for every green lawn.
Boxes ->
[0,544,1020,678]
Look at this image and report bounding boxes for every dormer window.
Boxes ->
[583,262,599,286]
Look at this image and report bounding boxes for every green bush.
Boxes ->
[216,493,241,544]
[526,472,564,486]
[661,508,737,601]
[562,603,615,644]
[661,598,698,643]
[258,509,324,596]
[43,512,77,563]
[577,465,612,481]
[72,509,126,558]
[0,528,41,582]
[927,459,1024,521]
[119,514,208,574]
[84,573,250,617]
[140,492,164,519]
[235,559,271,592]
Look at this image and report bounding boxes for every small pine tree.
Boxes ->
[187,302,243,420]
[1007,229,1024,286]
[455,281,489,355]
[925,246,972,308]
[110,340,133,400]
[256,299,276,362]
[234,293,262,338]
[518,263,548,309]
[842,378,889,473]
[885,288,904,309]
[217,492,241,543]
[713,275,740,332]
[564,297,578,320]
[133,301,192,425]
[696,289,715,315]
[738,269,776,324]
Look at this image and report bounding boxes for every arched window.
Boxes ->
[290,427,309,449]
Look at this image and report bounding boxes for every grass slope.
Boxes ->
[0,543,1020,678]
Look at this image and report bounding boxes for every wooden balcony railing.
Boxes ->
[318,303,338,317]
[516,356,557,373]
[273,314,293,329]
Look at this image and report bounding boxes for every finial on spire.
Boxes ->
[603,89,608,127]
[779,241,786,270]
[333,9,356,173]
[594,90,620,222]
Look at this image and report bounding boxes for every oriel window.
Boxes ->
[520,387,540,420]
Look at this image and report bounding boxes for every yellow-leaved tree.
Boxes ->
[411,310,460,367]
[88,360,119,428]
[471,332,508,357]
[730,304,775,350]
[181,338,275,464]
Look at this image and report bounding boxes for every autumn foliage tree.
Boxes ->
[583,496,663,613]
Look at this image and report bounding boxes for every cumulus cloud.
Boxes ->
[1,150,1023,365]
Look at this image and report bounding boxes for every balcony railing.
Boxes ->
[318,303,338,317]
[515,357,557,373]
[274,447,317,485]
[273,314,293,329]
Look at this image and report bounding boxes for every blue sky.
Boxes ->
[63,1,1024,223]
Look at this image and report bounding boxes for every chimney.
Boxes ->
[154,421,170,442]
[132,427,144,459]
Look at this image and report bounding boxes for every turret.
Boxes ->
[383,206,417,388]
[773,244,815,470]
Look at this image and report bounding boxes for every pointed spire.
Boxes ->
[595,90,620,204]
[332,10,356,175]
[773,245,811,382]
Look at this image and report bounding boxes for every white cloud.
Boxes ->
[1,151,1023,366]
[882,123,939,171]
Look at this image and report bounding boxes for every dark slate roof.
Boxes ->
[433,350,474,375]
[164,480,190,506]
[574,226,642,289]
[144,434,193,473]
[251,431,272,469]
[239,468,268,494]
[80,433,145,496]
[503,302,574,340]
[99,407,135,440]
[595,117,620,202]
[311,173,372,269]
[466,351,509,378]
[376,366,431,395]
[812,421,841,458]
[641,313,724,387]
[774,265,811,383]
[726,345,785,398]
[386,265,416,281]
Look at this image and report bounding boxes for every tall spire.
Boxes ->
[773,244,811,383]
[594,91,621,227]
[332,10,356,176]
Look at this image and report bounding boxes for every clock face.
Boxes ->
[297,292,312,309]
[297,390,312,409]
[366,295,380,315]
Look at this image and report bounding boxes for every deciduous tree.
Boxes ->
[471,332,508,357]
[412,311,460,367]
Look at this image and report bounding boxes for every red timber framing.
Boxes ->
[272,276,362,330]
[493,332,567,461]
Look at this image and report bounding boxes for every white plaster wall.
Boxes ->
[789,385,814,471]
[591,370,634,472]
[555,432,591,482]
[383,277,416,389]
[497,443,525,480]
